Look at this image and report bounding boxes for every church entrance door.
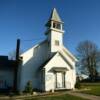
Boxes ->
[55,72,65,89]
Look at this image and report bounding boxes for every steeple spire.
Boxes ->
[49,8,63,22]
[46,8,63,27]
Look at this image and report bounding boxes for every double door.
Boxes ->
[55,72,65,88]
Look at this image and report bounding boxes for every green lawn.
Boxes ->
[25,94,88,100]
[80,83,100,96]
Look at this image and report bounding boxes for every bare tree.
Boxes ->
[76,40,100,81]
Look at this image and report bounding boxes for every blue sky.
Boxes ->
[0,0,100,56]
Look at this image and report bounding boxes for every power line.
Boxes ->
[20,37,46,42]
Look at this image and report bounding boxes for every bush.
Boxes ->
[75,81,81,89]
[24,80,33,94]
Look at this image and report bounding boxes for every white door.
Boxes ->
[56,73,63,88]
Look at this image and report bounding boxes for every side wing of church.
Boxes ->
[17,8,77,92]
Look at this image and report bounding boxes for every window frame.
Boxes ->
[55,40,59,46]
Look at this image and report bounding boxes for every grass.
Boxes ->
[80,82,100,96]
[24,94,88,100]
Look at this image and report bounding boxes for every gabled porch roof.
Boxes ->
[38,51,74,71]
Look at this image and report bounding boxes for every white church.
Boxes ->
[17,8,77,92]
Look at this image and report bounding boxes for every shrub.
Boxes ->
[75,81,81,89]
[25,80,33,94]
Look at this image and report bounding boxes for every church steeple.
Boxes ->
[45,8,64,53]
[45,8,64,35]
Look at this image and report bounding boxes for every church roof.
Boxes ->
[50,8,62,22]
[38,53,56,71]
[46,8,63,25]
[0,56,16,70]
[62,46,78,62]
[38,51,75,71]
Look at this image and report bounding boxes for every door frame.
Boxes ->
[55,72,66,89]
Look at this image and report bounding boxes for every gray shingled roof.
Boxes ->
[49,8,62,22]
[45,8,63,27]
[46,8,63,23]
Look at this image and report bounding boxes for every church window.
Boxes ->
[55,40,59,46]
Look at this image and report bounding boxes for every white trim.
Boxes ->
[62,46,78,62]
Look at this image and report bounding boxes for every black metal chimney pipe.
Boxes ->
[16,39,20,60]
[13,39,20,91]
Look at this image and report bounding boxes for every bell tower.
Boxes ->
[45,8,64,52]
